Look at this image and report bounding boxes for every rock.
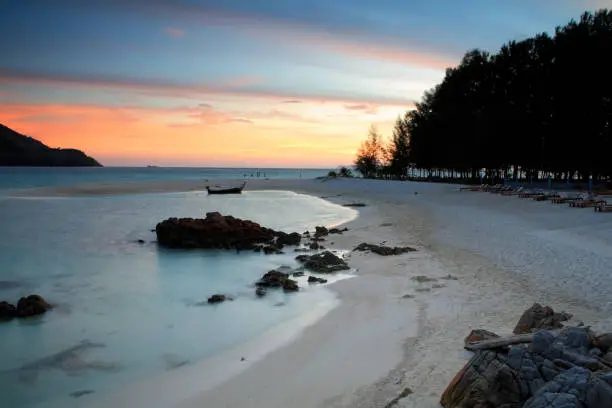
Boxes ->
[262,245,282,255]
[329,227,348,234]
[293,272,305,277]
[207,294,228,304]
[255,287,267,297]
[309,242,320,250]
[0,301,16,320]
[464,329,500,347]
[70,390,95,398]
[342,203,366,207]
[137,239,145,244]
[256,270,299,292]
[276,232,301,246]
[441,274,459,280]
[412,275,437,283]
[432,283,446,289]
[16,294,52,317]
[594,333,612,352]
[155,212,278,250]
[308,276,328,284]
[353,242,417,256]
[514,303,572,334]
[314,226,329,238]
[295,251,350,273]
[401,294,415,299]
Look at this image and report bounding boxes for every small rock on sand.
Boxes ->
[412,276,437,283]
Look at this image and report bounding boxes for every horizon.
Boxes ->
[0,1,607,167]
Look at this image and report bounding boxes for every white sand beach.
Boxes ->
[17,178,612,408]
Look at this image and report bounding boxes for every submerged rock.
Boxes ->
[207,294,230,304]
[256,270,299,292]
[0,301,16,320]
[314,226,329,238]
[307,276,328,284]
[16,294,52,318]
[354,242,416,256]
[255,287,267,297]
[155,212,300,251]
[295,251,350,273]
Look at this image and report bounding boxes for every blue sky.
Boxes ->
[0,0,608,166]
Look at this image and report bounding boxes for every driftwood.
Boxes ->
[465,332,537,351]
[465,329,565,351]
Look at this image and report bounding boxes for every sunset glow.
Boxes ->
[0,0,605,166]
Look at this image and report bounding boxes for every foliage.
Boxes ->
[387,115,411,177]
[354,125,385,177]
[402,9,612,181]
[338,166,354,177]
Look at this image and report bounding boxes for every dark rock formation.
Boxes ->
[442,310,612,408]
[255,287,267,297]
[0,123,102,166]
[514,303,572,334]
[309,242,321,250]
[329,227,348,234]
[295,251,350,273]
[293,271,305,277]
[155,212,300,251]
[256,270,299,292]
[342,203,367,207]
[16,294,52,318]
[308,276,328,284]
[314,226,329,238]
[0,301,16,320]
[276,232,301,246]
[207,294,229,304]
[354,242,417,256]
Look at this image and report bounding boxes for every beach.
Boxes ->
[13,177,612,408]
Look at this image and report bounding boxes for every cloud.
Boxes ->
[163,27,185,38]
[0,68,414,107]
[344,104,379,114]
[229,118,253,124]
[281,100,303,104]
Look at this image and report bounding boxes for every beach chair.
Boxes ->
[595,203,612,212]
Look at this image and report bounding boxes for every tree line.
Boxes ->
[355,9,612,184]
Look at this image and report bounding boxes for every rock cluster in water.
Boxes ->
[295,251,350,273]
[155,212,301,252]
[353,242,417,256]
[0,294,52,320]
[441,303,612,408]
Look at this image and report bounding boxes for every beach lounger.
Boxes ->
[595,203,612,212]
[571,200,606,208]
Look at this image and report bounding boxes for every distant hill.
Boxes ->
[0,123,102,167]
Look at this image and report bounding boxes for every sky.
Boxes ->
[0,0,609,167]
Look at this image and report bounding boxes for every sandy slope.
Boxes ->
[17,178,612,408]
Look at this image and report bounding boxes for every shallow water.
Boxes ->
[0,189,356,407]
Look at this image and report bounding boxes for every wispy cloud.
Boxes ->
[163,27,185,38]
[0,69,414,107]
[344,104,379,115]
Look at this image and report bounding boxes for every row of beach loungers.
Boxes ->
[459,184,612,212]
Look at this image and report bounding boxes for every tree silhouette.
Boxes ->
[358,9,612,184]
[355,125,384,177]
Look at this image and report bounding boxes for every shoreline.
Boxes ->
[13,178,612,407]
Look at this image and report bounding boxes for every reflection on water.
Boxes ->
[0,190,356,407]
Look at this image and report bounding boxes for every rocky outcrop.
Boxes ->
[256,270,299,293]
[308,276,328,284]
[1,294,52,321]
[441,305,612,408]
[155,212,301,250]
[295,251,350,273]
[514,303,572,334]
[353,242,416,256]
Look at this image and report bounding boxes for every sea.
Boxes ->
[0,167,358,407]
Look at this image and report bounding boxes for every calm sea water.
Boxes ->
[0,167,330,192]
[0,168,356,407]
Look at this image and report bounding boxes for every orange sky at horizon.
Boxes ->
[0,99,410,167]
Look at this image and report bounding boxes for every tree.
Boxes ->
[355,125,384,178]
[402,8,612,184]
[388,115,411,178]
